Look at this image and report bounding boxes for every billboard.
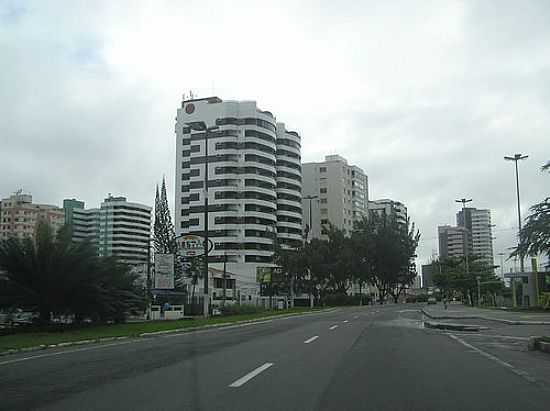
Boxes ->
[154,253,175,289]
[175,234,214,257]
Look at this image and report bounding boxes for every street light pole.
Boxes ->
[186,121,219,318]
[455,197,473,280]
[504,154,528,272]
[304,195,318,242]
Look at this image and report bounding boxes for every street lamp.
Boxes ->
[186,121,219,318]
[303,195,318,242]
[455,198,472,280]
[504,154,528,272]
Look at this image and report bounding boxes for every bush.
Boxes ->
[416,294,428,303]
[323,293,361,306]
[406,296,417,303]
[219,304,266,316]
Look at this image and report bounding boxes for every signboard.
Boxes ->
[175,234,214,257]
[256,267,272,283]
[154,253,175,289]
[256,267,283,284]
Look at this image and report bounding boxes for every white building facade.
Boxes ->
[175,96,302,283]
[302,155,368,239]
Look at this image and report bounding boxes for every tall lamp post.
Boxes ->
[186,121,219,318]
[456,198,473,296]
[304,195,318,242]
[504,154,528,273]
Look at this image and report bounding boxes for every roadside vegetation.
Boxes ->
[0,307,324,351]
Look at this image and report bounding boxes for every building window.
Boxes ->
[189,193,200,202]
[190,144,201,153]
[320,188,327,194]
[320,167,327,173]
[321,208,328,215]
[189,218,199,226]
[320,199,327,204]
[190,168,200,177]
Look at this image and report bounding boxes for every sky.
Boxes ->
[1,0,549,271]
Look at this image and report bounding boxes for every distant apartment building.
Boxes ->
[0,191,64,241]
[457,207,494,266]
[368,199,407,226]
[63,195,151,266]
[438,225,473,259]
[302,155,368,239]
[174,96,302,283]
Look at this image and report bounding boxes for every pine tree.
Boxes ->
[154,177,176,254]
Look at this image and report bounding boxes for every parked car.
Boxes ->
[427,297,437,305]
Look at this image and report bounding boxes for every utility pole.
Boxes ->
[504,154,528,272]
[222,252,227,308]
[186,121,219,318]
[146,238,152,320]
[455,198,473,284]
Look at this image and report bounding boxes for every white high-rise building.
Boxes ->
[457,207,494,266]
[302,155,368,239]
[63,195,151,267]
[368,199,408,226]
[175,96,302,282]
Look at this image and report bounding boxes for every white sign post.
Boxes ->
[154,253,175,289]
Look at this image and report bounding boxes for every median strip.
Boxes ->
[229,362,274,387]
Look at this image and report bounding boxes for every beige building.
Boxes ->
[302,155,368,239]
[0,191,65,241]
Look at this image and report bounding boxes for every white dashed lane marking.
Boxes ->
[229,363,274,387]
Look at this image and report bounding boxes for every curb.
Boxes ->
[421,308,550,326]
[0,308,337,357]
[424,321,486,332]
[528,336,550,354]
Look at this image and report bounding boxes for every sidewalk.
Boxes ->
[422,303,550,325]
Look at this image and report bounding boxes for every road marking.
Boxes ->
[229,362,274,387]
[448,334,536,383]
[304,336,319,344]
[329,325,338,330]
[343,320,349,323]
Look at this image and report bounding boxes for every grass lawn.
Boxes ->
[0,307,324,352]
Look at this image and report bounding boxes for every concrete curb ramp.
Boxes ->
[0,308,338,357]
[421,308,550,326]
[424,321,485,332]
[528,336,550,354]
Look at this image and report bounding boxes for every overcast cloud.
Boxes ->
[1,0,549,270]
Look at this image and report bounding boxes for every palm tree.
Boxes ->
[0,221,144,324]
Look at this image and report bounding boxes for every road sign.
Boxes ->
[154,253,175,289]
[175,234,214,257]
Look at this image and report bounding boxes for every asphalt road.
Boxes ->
[2,304,550,411]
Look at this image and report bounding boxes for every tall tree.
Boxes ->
[154,177,176,254]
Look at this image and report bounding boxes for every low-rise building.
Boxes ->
[0,191,64,241]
